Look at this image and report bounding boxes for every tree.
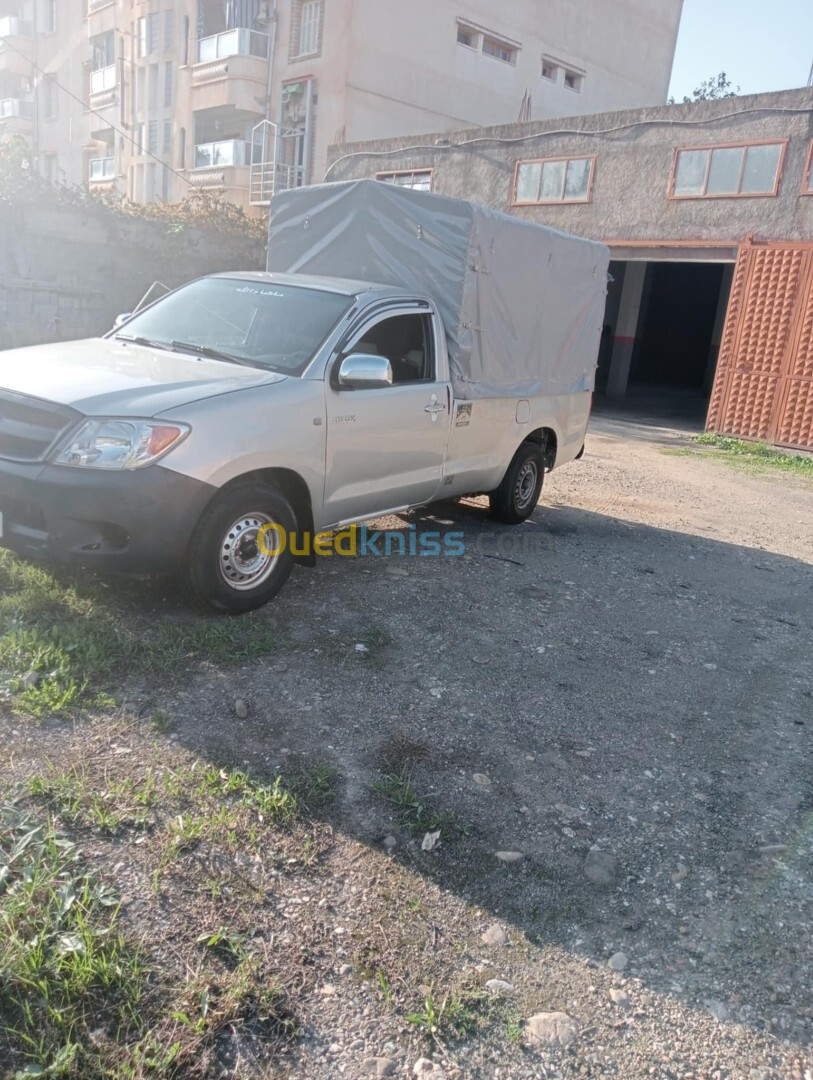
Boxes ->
[669,72,740,105]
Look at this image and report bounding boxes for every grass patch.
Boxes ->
[0,550,282,718]
[2,754,309,1077]
[405,985,490,1044]
[373,764,461,838]
[288,763,340,809]
[0,797,166,1078]
[679,433,813,476]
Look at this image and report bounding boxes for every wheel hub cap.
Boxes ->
[219,513,280,591]
[515,462,538,510]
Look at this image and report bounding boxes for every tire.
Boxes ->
[186,482,296,613]
[489,443,545,524]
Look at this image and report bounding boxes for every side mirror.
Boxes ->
[338,353,393,390]
[113,312,132,329]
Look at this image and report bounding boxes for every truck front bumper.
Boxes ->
[0,459,215,574]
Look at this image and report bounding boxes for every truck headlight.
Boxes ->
[52,419,190,470]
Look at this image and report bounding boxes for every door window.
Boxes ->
[349,313,434,385]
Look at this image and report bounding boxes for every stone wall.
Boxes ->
[326,88,813,247]
[0,198,266,350]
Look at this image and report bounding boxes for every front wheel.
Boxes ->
[186,482,296,613]
[489,443,545,524]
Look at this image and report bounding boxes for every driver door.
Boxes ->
[322,306,451,526]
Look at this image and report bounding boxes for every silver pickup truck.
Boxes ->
[0,184,609,613]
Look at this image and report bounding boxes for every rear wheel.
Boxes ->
[489,443,545,524]
[186,483,296,613]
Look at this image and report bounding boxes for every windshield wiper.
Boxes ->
[115,334,173,351]
[169,340,255,367]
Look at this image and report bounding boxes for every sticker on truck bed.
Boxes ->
[455,403,472,427]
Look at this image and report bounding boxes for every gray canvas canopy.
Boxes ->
[266,179,610,401]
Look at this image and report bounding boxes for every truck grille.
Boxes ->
[0,390,79,463]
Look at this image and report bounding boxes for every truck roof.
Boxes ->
[210,270,419,301]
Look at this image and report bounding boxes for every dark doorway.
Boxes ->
[630,263,725,391]
[595,259,735,427]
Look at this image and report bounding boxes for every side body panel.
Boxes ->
[155,378,328,523]
[440,390,590,497]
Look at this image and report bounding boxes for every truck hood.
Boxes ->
[0,338,287,416]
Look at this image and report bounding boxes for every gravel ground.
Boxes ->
[3,414,812,1079]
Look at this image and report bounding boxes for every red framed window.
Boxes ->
[513,155,596,205]
[670,141,786,199]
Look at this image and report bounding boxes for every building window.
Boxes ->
[148,63,159,109]
[376,169,433,192]
[163,118,172,154]
[137,17,148,57]
[164,11,174,53]
[563,69,583,92]
[803,142,813,194]
[672,142,785,199]
[91,30,115,70]
[457,24,478,49]
[43,75,58,120]
[514,156,595,205]
[148,13,160,54]
[482,35,517,64]
[42,152,57,185]
[164,61,173,107]
[293,0,322,58]
[541,58,558,81]
[43,0,56,34]
[178,126,186,169]
[148,120,158,156]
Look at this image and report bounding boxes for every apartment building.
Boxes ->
[0,0,684,212]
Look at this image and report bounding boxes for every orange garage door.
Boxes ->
[707,241,813,451]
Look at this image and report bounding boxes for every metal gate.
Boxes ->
[707,241,813,451]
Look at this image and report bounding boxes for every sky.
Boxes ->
[668,0,813,101]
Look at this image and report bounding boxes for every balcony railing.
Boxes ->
[0,97,34,118]
[197,28,269,63]
[0,17,33,37]
[89,63,116,95]
[89,156,115,181]
[193,139,250,169]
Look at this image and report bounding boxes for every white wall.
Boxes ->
[295,0,683,182]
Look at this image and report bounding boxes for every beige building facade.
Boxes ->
[0,0,684,212]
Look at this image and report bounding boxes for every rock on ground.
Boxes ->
[524,1012,580,1049]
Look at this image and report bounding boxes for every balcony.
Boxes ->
[189,139,254,207]
[197,29,269,62]
[0,96,33,134]
[193,138,250,169]
[191,29,269,114]
[0,17,34,77]
[88,155,115,182]
[89,63,117,109]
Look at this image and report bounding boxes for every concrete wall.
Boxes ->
[0,198,265,350]
[326,88,813,246]
[302,0,684,182]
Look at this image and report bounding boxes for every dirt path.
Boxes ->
[2,419,811,1079]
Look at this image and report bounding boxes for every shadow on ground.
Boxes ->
[3,493,812,1074]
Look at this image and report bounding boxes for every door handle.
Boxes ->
[425,394,446,418]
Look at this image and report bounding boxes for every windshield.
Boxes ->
[115,277,352,376]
